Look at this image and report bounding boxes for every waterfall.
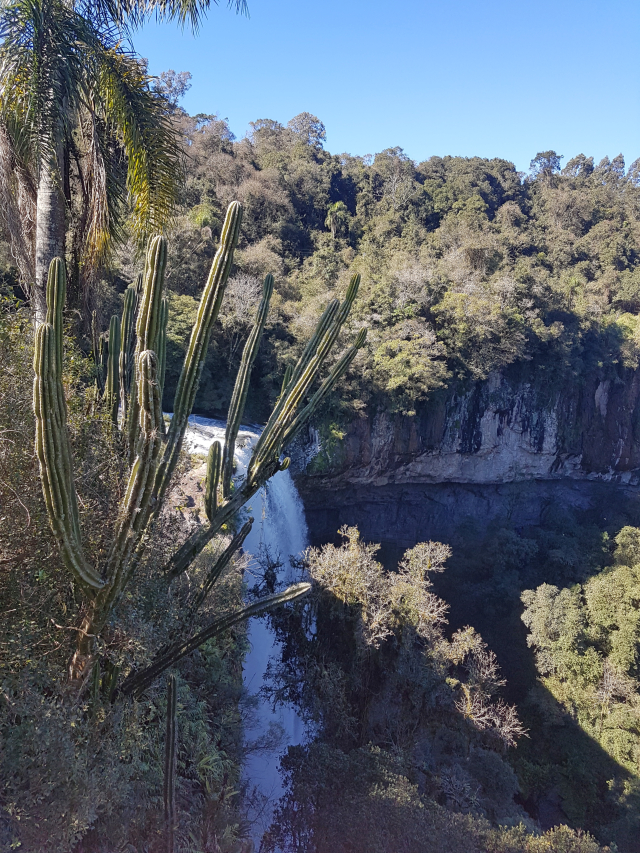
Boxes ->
[183,415,309,843]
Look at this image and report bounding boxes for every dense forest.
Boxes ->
[107,105,640,426]
[2,75,640,851]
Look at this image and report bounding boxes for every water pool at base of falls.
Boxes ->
[183,415,309,846]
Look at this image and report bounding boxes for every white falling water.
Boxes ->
[183,415,308,844]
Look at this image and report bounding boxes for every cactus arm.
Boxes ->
[282,328,367,448]
[248,277,360,483]
[34,323,104,590]
[136,237,167,354]
[46,258,65,378]
[164,483,257,580]
[122,583,311,698]
[126,239,166,464]
[157,295,168,401]
[164,674,177,853]
[279,363,293,399]
[119,281,139,425]
[204,441,221,522]
[189,519,253,616]
[254,299,339,457]
[221,273,273,497]
[154,201,243,507]
[105,315,121,424]
[91,311,105,397]
[102,350,163,608]
[248,275,361,484]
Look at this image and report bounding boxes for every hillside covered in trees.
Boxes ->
[2,90,640,852]
[98,106,640,426]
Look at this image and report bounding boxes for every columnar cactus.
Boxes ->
[222,274,273,497]
[154,202,243,509]
[105,314,121,425]
[204,441,221,521]
[157,295,169,400]
[119,279,139,421]
[34,199,365,690]
[33,263,104,590]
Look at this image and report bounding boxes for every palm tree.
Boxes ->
[0,0,246,321]
[325,200,350,240]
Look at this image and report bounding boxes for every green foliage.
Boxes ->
[131,117,640,425]
[265,743,608,853]
[522,529,640,773]
[259,528,615,853]
[521,527,640,847]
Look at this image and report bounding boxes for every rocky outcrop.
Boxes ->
[292,368,640,549]
[293,369,640,488]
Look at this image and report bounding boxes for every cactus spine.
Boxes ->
[222,273,273,496]
[164,674,177,853]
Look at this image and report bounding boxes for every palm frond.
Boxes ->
[95,47,184,243]
[0,121,36,287]
[80,0,249,30]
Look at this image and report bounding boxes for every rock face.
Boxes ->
[293,369,640,548]
[296,370,640,488]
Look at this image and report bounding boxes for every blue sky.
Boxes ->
[134,0,640,174]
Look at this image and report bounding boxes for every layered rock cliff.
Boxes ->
[293,368,640,547]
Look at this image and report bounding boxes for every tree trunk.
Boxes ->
[34,131,66,322]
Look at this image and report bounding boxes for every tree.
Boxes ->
[325,201,349,239]
[529,150,563,184]
[0,0,244,321]
[287,112,326,149]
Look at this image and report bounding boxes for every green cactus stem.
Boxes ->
[157,295,168,400]
[91,310,105,396]
[282,327,367,448]
[155,201,243,509]
[164,674,177,853]
[247,275,361,486]
[46,258,65,377]
[34,318,104,590]
[105,314,121,424]
[189,519,253,615]
[102,349,162,608]
[222,274,273,497]
[119,281,139,423]
[122,583,311,698]
[280,363,293,399]
[126,237,166,464]
[204,441,221,522]
[163,278,364,584]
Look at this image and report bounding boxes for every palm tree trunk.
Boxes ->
[34,128,65,322]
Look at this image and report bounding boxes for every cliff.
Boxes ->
[293,368,640,548]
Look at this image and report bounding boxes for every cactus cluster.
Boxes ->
[33,200,366,692]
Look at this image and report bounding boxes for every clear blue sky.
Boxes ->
[134,0,640,174]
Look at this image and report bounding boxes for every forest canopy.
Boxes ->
[66,103,640,422]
